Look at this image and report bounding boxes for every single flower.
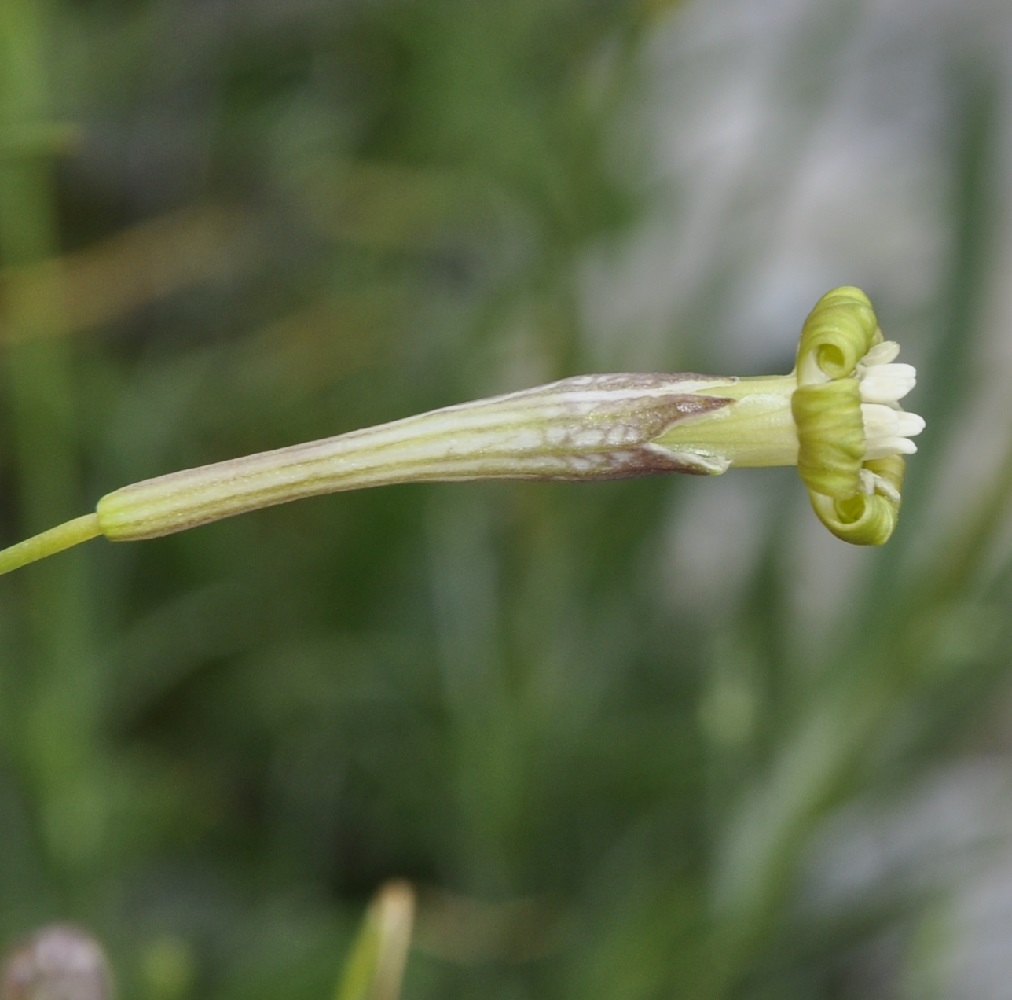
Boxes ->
[0,286,923,576]
[651,285,924,543]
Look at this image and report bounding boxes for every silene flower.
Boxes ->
[0,287,924,576]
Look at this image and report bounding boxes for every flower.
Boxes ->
[652,286,924,544]
[0,286,923,576]
[792,287,924,543]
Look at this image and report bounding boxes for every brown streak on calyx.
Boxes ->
[590,391,733,478]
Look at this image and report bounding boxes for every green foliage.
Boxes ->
[2,1,1011,998]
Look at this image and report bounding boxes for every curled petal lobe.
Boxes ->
[795,286,881,385]
[808,455,905,547]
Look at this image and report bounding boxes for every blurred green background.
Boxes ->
[3,0,1012,997]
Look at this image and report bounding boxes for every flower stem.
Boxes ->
[0,514,101,576]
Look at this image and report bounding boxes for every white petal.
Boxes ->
[895,411,926,438]
[859,362,917,404]
[859,467,902,502]
[862,340,901,366]
[861,403,924,459]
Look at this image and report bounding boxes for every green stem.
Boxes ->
[0,514,101,576]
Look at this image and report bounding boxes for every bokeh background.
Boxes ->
[3,0,1012,997]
